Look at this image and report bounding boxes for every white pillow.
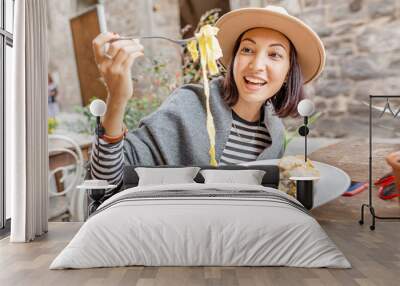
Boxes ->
[135,167,201,186]
[200,169,266,185]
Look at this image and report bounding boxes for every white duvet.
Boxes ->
[50,183,351,269]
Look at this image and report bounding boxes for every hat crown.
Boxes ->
[264,5,289,15]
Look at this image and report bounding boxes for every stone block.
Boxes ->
[320,67,341,79]
[368,0,397,18]
[347,102,370,117]
[299,7,327,31]
[332,22,353,36]
[354,79,376,101]
[303,0,320,8]
[314,118,347,138]
[316,27,333,37]
[357,21,400,53]
[389,58,400,69]
[340,56,383,80]
[329,1,368,22]
[314,79,352,98]
[314,100,327,110]
[354,77,400,101]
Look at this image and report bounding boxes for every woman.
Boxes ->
[90,5,325,192]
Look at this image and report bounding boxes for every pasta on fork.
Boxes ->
[187,25,223,166]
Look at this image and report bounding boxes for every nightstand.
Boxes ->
[77,181,117,219]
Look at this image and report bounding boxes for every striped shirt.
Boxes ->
[219,109,271,165]
[90,109,271,186]
[90,138,125,191]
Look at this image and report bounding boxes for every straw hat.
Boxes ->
[215,5,326,84]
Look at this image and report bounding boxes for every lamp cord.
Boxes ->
[96,117,103,167]
[304,116,308,162]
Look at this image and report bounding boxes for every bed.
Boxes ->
[50,165,351,269]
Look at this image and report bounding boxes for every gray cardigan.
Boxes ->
[123,77,285,166]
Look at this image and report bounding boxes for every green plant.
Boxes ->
[124,96,162,130]
[70,96,162,135]
[71,103,97,135]
[136,57,181,99]
[48,117,59,134]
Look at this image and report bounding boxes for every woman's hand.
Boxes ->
[92,32,144,137]
[92,32,144,103]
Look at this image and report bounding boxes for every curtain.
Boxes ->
[7,0,49,242]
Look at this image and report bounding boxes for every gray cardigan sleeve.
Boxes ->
[89,85,204,184]
[122,85,210,166]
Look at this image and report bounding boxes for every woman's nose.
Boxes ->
[249,55,266,71]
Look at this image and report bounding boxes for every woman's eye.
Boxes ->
[241,47,253,53]
[270,52,283,59]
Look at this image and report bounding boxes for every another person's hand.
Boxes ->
[385,151,400,169]
[92,32,144,103]
[386,151,400,191]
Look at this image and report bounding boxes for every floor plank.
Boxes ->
[0,190,399,286]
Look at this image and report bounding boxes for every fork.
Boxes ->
[110,36,196,46]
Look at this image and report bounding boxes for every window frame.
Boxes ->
[0,0,14,236]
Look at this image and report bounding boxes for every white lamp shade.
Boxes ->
[297,99,315,117]
[89,99,107,117]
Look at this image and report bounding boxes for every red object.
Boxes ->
[374,173,393,186]
[374,174,400,200]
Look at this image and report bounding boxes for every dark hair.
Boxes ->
[222,30,305,118]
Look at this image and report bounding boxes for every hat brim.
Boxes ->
[215,8,325,84]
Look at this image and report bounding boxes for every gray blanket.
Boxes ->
[91,188,310,218]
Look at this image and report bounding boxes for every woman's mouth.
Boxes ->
[243,76,267,91]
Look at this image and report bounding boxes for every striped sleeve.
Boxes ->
[90,137,124,189]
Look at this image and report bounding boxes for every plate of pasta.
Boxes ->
[241,156,351,208]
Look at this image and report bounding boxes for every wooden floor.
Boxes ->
[1,190,399,286]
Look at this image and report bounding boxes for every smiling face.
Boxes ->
[233,28,291,105]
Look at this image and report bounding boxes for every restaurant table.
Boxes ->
[309,139,400,183]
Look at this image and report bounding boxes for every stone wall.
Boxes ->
[231,0,400,138]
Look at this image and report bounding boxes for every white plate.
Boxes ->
[77,184,117,190]
[240,159,351,208]
[289,176,320,181]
